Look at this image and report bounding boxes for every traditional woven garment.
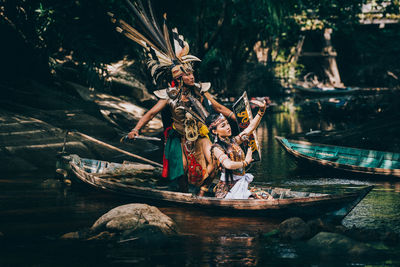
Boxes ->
[212,138,246,176]
[211,139,247,198]
[210,137,272,199]
[157,85,210,184]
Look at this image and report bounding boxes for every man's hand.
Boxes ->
[127,129,139,139]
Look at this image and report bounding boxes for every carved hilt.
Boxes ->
[184,113,198,142]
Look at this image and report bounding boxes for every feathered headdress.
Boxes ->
[108,0,201,83]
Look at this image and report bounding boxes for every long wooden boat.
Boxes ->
[293,85,360,95]
[275,136,400,178]
[60,154,373,222]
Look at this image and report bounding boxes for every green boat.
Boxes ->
[293,85,360,95]
[275,136,400,178]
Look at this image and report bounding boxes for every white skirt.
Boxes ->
[220,173,254,199]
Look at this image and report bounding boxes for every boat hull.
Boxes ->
[67,156,373,222]
[293,85,360,95]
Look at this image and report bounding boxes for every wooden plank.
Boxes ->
[70,131,163,168]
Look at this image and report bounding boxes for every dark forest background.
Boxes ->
[1,0,400,97]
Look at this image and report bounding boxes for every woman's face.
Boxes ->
[182,72,195,86]
[213,118,231,138]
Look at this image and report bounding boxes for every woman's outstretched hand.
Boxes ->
[250,97,271,112]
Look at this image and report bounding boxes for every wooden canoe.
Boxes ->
[61,154,373,222]
[275,136,400,178]
[293,85,360,95]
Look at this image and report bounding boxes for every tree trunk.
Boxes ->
[288,35,305,83]
[322,28,344,88]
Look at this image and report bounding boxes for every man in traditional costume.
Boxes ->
[108,1,235,193]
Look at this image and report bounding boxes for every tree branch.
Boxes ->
[0,11,29,44]
[200,0,230,58]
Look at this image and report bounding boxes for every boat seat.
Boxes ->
[312,148,317,157]
[319,155,339,161]
[319,150,339,161]
[375,155,385,168]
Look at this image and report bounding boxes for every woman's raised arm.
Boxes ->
[235,98,270,143]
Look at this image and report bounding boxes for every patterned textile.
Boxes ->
[184,142,205,185]
[214,181,235,198]
[213,173,254,199]
[249,187,274,200]
[211,139,245,176]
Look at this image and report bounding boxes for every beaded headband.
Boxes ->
[208,113,225,130]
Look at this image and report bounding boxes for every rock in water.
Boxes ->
[307,232,378,258]
[60,231,80,240]
[91,203,178,235]
[279,217,311,240]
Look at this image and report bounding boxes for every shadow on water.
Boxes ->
[1,92,400,265]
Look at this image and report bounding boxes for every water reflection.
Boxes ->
[159,207,278,266]
[250,92,400,236]
[1,92,400,266]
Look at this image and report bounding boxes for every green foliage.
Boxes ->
[293,0,364,31]
[34,3,55,46]
[1,0,399,90]
[335,25,400,87]
[245,63,281,97]
[155,0,301,94]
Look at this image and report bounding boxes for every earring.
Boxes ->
[214,134,218,143]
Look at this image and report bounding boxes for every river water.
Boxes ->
[1,93,400,266]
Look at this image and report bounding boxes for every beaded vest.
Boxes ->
[213,138,245,176]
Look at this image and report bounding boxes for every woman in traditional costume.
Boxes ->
[206,99,273,199]
[108,1,234,192]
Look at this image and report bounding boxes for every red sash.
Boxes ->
[162,127,172,178]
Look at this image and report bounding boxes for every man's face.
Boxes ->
[182,72,195,86]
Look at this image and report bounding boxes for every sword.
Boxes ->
[120,135,162,143]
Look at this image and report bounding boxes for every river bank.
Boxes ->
[0,77,164,174]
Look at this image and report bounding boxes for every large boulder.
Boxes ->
[307,232,379,258]
[382,231,400,246]
[279,217,311,240]
[344,227,381,243]
[61,204,179,243]
[91,203,178,235]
